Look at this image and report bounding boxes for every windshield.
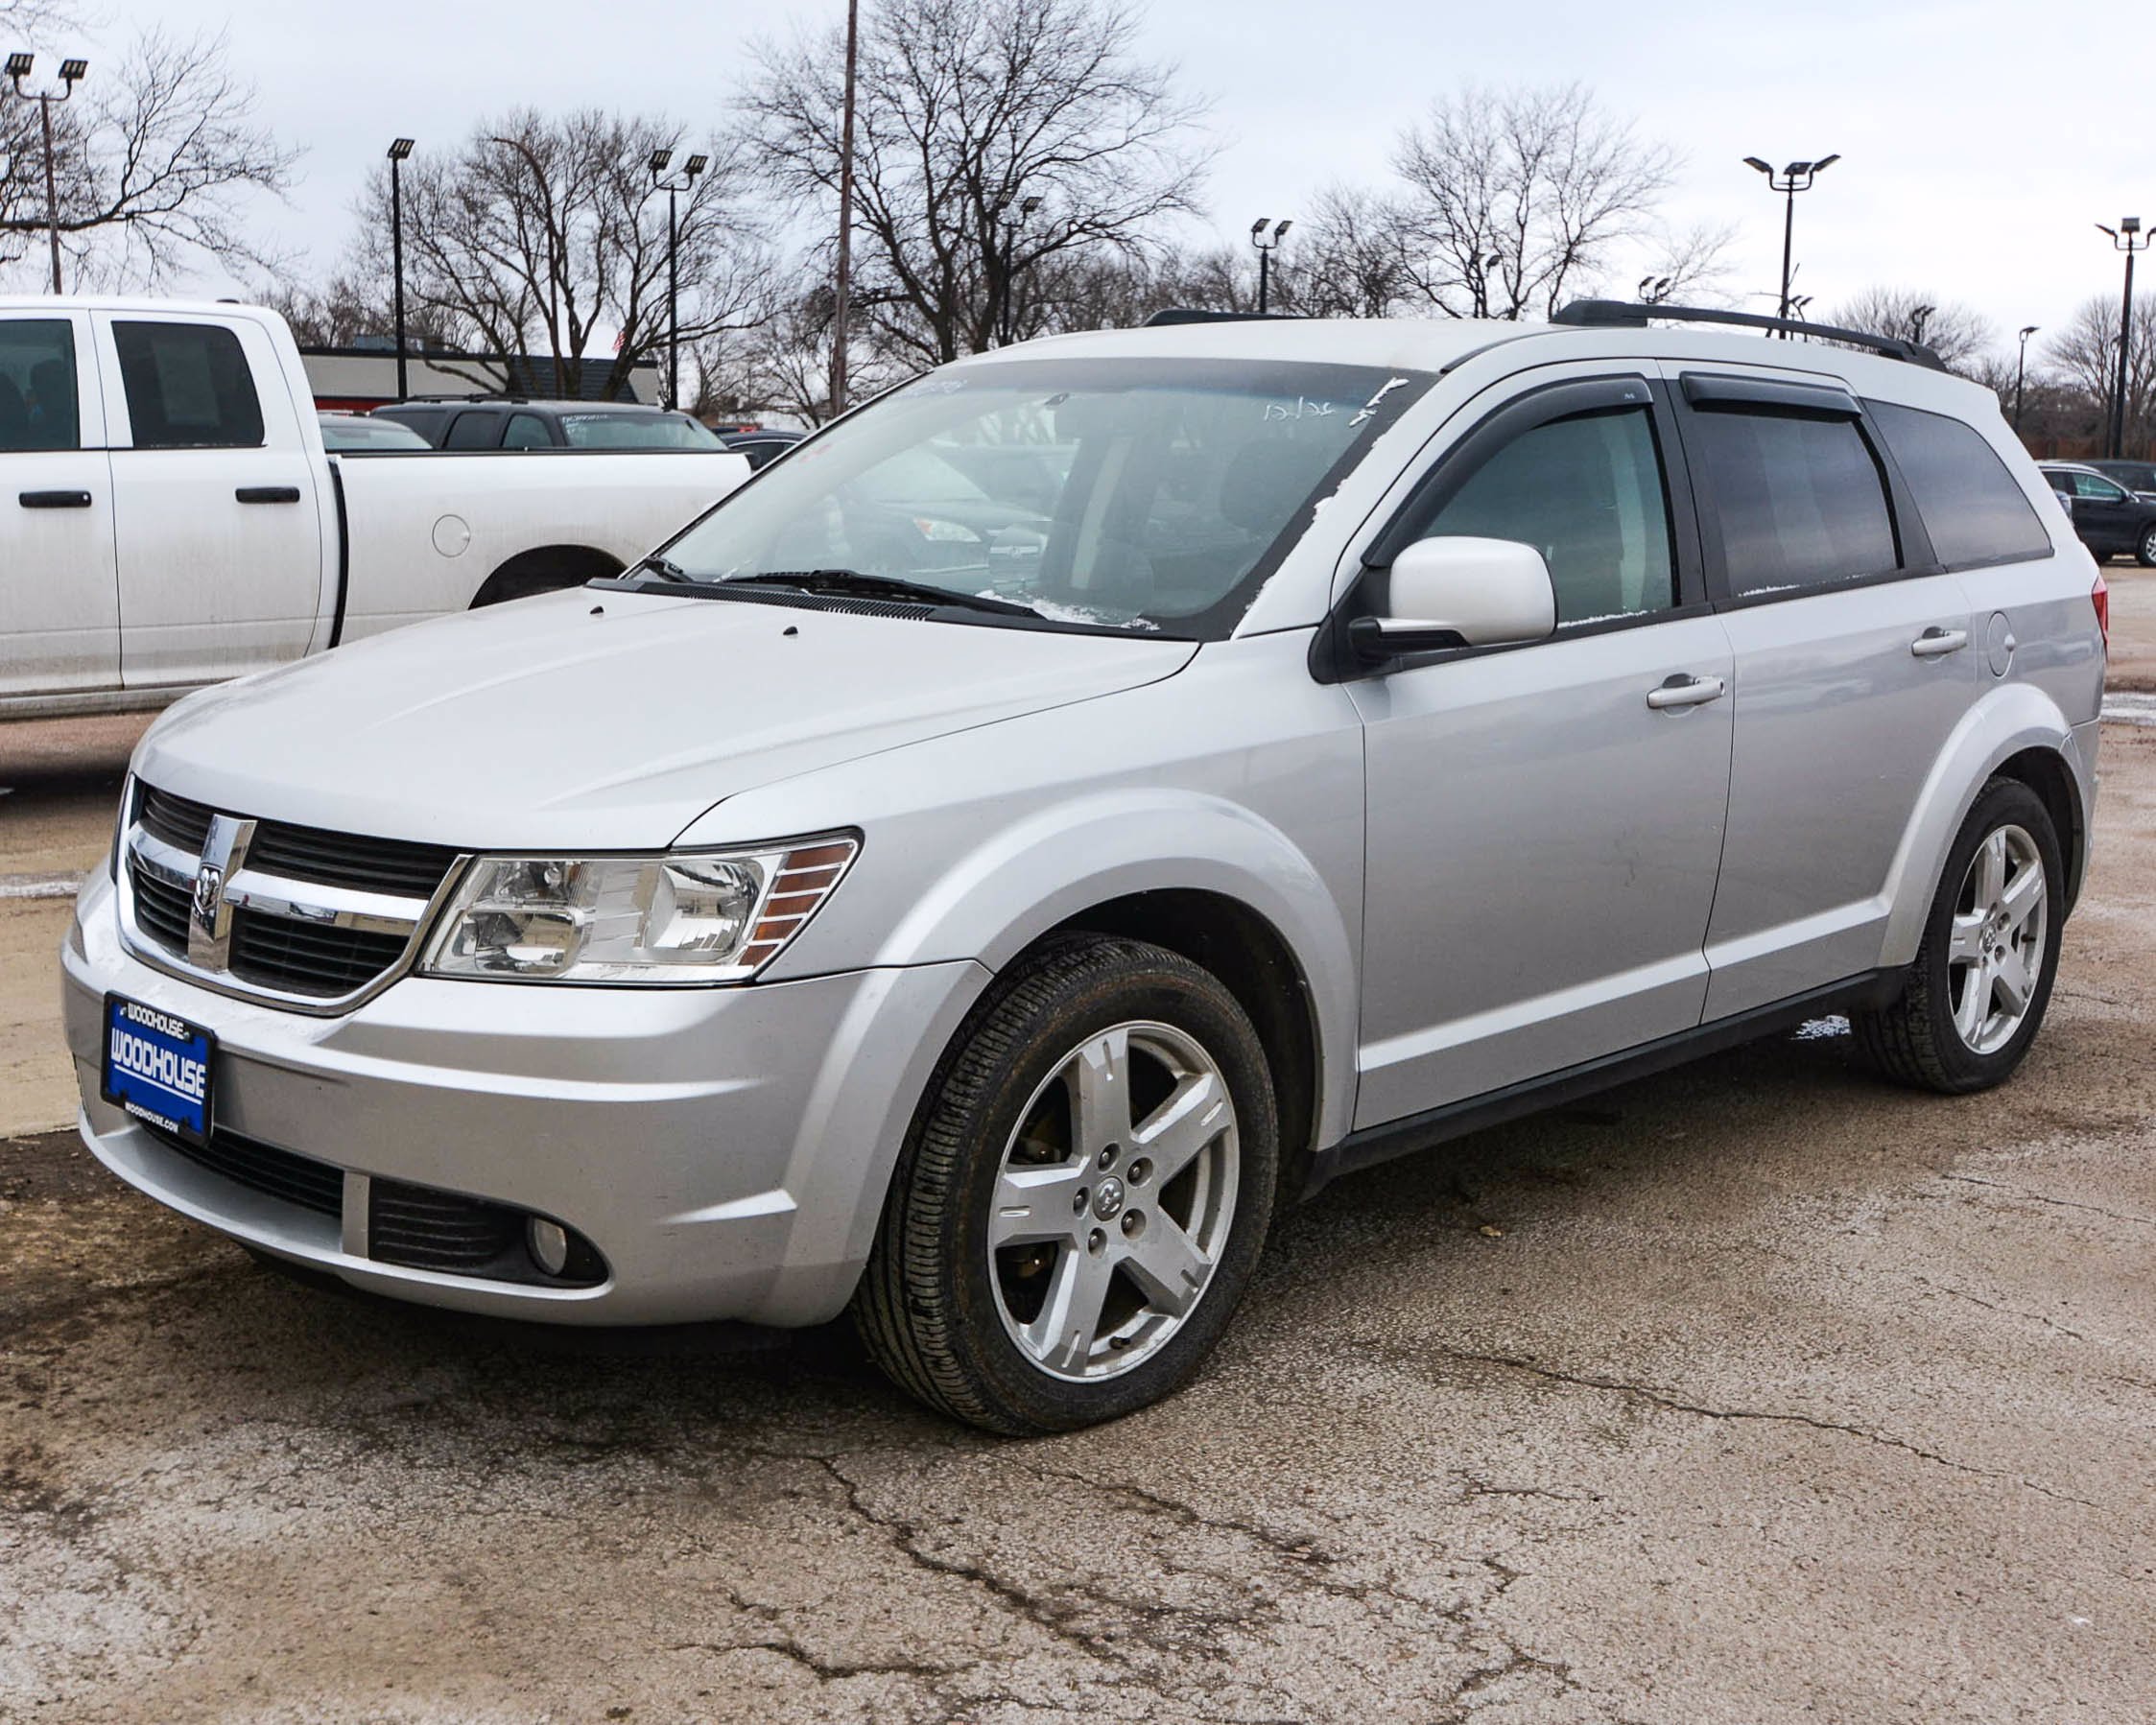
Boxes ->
[652,357,1432,636]
[321,416,431,450]
[561,411,725,450]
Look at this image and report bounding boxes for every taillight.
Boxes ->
[2093,572,2111,655]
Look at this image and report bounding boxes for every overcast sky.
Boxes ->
[41,0,2152,363]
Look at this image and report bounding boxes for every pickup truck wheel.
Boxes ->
[1852,778,2063,1094]
[853,934,1278,1434]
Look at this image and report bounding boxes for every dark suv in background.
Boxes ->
[2086,459,2156,500]
[2040,461,2156,565]
[372,398,730,452]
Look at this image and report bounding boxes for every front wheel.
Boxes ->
[1853,777,2064,1093]
[2137,525,2156,568]
[853,935,1279,1434]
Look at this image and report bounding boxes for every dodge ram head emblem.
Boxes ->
[183,814,257,971]
[190,862,225,930]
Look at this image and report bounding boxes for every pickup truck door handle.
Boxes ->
[235,485,302,505]
[1910,626,1969,658]
[1646,673,1726,710]
[19,488,92,508]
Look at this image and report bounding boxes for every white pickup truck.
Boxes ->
[1,296,749,719]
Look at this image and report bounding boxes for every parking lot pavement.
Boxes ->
[5,653,2156,1722]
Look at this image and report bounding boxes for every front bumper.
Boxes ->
[62,867,988,1326]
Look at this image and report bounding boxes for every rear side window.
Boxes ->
[0,319,81,452]
[1689,408,1896,596]
[1410,406,1676,625]
[502,412,553,449]
[444,412,505,449]
[112,320,264,450]
[1866,401,2051,567]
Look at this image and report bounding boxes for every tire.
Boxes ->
[853,934,1279,1434]
[2137,525,2156,568]
[1852,777,2064,1094]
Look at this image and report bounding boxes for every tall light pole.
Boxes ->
[994,194,1041,345]
[1743,153,1838,333]
[2097,218,2148,460]
[6,54,87,294]
[2015,324,2039,435]
[649,149,709,413]
[1249,217,1291,315]
[386,138,414,402]
[828,0,860,419]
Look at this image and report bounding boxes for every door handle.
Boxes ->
[1646,673,1726,710]
[19,488,92,508]
[235,485,302,505]
[1910,626,1969,658]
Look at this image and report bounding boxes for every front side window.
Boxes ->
[652,357,1433,637]
[2071,471,2129,502]
[112,320,263,450]
[502,413,554,449]
[0,319,81,453]
[444,412,504,449]
[1689,408,1897,596]
[1409,406,1676,625]
[1865,401,2050,568]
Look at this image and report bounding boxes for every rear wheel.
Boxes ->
[1853,777,2063,1093]
[853,935,1278,1433]
[2137,525,2156,568]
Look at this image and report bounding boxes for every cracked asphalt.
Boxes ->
[5,590,2156,1721]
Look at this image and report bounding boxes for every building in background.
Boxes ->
[298,338,660,411]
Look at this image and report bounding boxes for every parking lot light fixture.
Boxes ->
[1251,217,1291,315]
[1910,304,1935,346]
[651,151,709,411]
[1746,152,1837,332]
[2016,324,2039,434]
[6,52,88,293]
[387,138,415,401]
[2098,218,2149,459]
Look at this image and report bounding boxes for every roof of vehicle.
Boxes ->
[955,312,1995,414]
[377,397,677,415]
[0,294,288,318]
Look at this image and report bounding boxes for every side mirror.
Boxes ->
[1351,535,1557,664]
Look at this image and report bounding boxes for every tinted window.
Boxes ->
[1866,401,2051,567]
[1411,406,1675,624]
[560,411,723,449]
[443,411,504,449]
[1690,409,1896,596]
[112,320,264,449]
[0,319,80,452]
[2071,471,2129,502]
[381,407,448,445]
[502,413,554,449]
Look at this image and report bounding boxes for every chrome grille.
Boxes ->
[120,778,466,1011]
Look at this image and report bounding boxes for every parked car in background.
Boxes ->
[2040,461,2156,565]
[1,298,749,718]
[373,397,729,452]
[317,413,432,451]
[66,306,2104,1433]
[718,427,805,470]
[2085,459,2156,501]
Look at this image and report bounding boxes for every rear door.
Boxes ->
[2064,469,2139,555]
[0,309,117,699]
[96,313,327,688]
[1350,367,1735,1123]
[1673,366,1978,1019]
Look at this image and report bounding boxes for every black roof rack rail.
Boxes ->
[1552,298,1948,371]
[1141,306,1305,326]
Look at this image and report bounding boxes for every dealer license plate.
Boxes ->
[100,994,215,1147]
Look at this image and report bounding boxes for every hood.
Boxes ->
[135,589,1196,848]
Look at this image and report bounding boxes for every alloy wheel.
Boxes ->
[987,1020,1240,1382]
[1948,823,2048,1055]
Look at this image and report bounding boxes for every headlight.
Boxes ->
[419,836,857,985]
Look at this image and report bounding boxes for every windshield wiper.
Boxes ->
[726,568,1040,618]
[631,554,697,583]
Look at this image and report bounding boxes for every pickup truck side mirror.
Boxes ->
[1350,535,1558,664]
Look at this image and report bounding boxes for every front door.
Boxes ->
[1350,371,1734,1127]
[0,310,118,700]
[95,314,326,690]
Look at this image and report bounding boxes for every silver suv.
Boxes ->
[64,306,2108,1432]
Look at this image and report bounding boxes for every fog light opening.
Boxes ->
[528,1217,571,1277]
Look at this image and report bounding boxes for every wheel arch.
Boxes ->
[467,543,625,607]
[1880,683,2095,965]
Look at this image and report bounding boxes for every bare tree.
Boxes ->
[2043,292,2156,452]
[1,29,296,288]
[1388,83,1718,319]
[335,110,770,399]
[1825,287,1996,376]
[743,0,1210,367]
